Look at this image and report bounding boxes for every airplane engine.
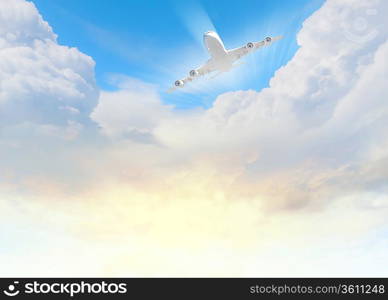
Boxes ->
[175,80,184,87]
[189,69,199,77]
[265,37,272,43]
[246,42,254,49]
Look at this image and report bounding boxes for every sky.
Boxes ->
[0,0,388,277]
[32,0,323,108]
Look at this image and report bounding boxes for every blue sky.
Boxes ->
[32,0,324,109]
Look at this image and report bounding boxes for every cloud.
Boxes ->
[0,0,56,46]
[0,0,98,130]
[91,77,172,141]
[1,0,388,276]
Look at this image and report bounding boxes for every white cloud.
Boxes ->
[0,0,98,129]
[91,77,172,141]
[0,0,56,47]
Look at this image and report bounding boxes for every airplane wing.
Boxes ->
[167,61,215,93]
[228,35,283,61]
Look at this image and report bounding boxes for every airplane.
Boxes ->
[168,31,283,92]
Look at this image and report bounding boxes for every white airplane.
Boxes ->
[168,31,283,92]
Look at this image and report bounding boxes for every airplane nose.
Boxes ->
[204,30,215,36]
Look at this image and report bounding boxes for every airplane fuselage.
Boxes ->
[203,31,236,71]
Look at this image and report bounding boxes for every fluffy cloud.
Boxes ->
[91,77,172,141]
[0,0,98,130]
